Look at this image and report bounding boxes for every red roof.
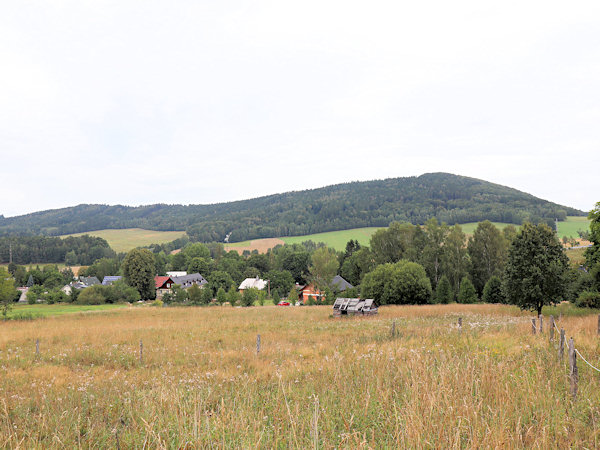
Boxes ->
[155,276,173,289]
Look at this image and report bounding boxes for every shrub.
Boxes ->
[216,287,227,305]
[241,288,258,307]
[152,299,164,307]
[76,286,106,305]
[575,290,600,308]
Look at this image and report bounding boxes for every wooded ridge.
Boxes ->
[0,173,584,242]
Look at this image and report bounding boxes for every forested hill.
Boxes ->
[0,173,584,242]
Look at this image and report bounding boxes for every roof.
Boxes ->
[171,273,207,288]
[167,271,187,278]
[239,277,267,290]
[330,275,353,291]
[102,276,122,286]
[79,276,100,286]
[155,276,174,289]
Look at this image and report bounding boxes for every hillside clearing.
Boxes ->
[60,228,187,253]
[1,304,599,447]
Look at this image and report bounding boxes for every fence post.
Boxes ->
[597,314,600,335]
[531,318,536,335]
[568,337,578,399]
[35,339,39,359]
[139,340,143,365]
[549,316,554,341]
[390,320,396,338]
[256,334,261,355]
[458,317,462,330]
[538,315,543,334]
[559,328,565,360]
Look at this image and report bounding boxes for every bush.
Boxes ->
[458,277,478,303]
[216,287,227,305]
[76,286,106,305]
[152,299,164,307]
[27,285,45,304]
[575,290,600,308]
[482,276,504,304]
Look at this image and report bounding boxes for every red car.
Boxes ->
[277,301,291,306]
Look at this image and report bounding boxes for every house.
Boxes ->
[16,287,28,303]
[171,273,207,289]
[297,275,354,303]
[167,271,187,278]
[102,276,122,286]
[61,281,89,295]
[155,276,175,299]
[330,275,353,292]
[238,277,267,293]
[332,298,378,317]
[79,276,100,287]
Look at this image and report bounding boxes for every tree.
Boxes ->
[435,275,453,304]
[216,287,227,305]
[340,247,376,286]
[468,221,507,294]
[482,276,504,304]
[585,202,600,283]
[187,257,211,275]
[422,218,449,289]
[442,225,470,296]
[200,286,213,305]
[457,276,477,303]
[264,270,294,297]
[227,285,240,305]
[207,271,234,294]
[361,260,431,305]
[188,284,202,304]
[241,288,258,307]
[370,222,418,264]
[122,248,156,300]
[287,286,299,303]
[0,268,17,318]
[503,222,569,315]
[309,246,339,292]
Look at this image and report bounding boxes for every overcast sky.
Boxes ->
[1,1,599,218]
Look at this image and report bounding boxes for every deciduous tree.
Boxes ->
[122,248,156,300]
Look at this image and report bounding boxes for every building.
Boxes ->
[332,298,378,317]
[102,276,122,286]
[297,275,354,303]
[79,276,100,287]
[171,273,207,289]
[238,277,267,293]
[154,276,175,299]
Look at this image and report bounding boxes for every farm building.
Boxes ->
[154,276,175,299]
[332,298,378,317]
[171,273,207,289]
[239,276,267,293]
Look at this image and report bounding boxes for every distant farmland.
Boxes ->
[60,228,187,253]
[556,216,591,239]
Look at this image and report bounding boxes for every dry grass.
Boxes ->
[1,304,599,448]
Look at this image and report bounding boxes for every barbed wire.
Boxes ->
[548,317,600,373]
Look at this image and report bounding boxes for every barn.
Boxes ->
[333,298,378,317]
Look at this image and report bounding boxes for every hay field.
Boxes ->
[60,228,187,253]
[1,304,599,447]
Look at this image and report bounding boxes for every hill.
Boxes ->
[0,173,584,242]
[60,228,187,253]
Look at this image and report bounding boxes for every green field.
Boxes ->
[557,216,591,239]
[5,303,127,319]
[281,227,383,251]
[61,228,187,253]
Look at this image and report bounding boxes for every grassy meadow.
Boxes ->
[557,216,591,239]
[1,304,600,447]
[60,228,187,253]
[5,303,127,320]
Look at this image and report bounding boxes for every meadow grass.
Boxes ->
[1,304,599,447]
[281,227,383,250]
[60,228,187,253]
[557,216,591,239]
[4,303,127,320]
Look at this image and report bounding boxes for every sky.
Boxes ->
[1,1,599,218]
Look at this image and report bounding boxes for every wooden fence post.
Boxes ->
[597,314,600,335]
[256,334,261,355]
[458,317,462,329]
[139,340,143,365]
[568,337,578,399]
[538,315,543,334]
[35,339,39,358]
[531,318,536,335]
[390,320,396,338]
[559,328,565,360]
[549,316,554,341]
